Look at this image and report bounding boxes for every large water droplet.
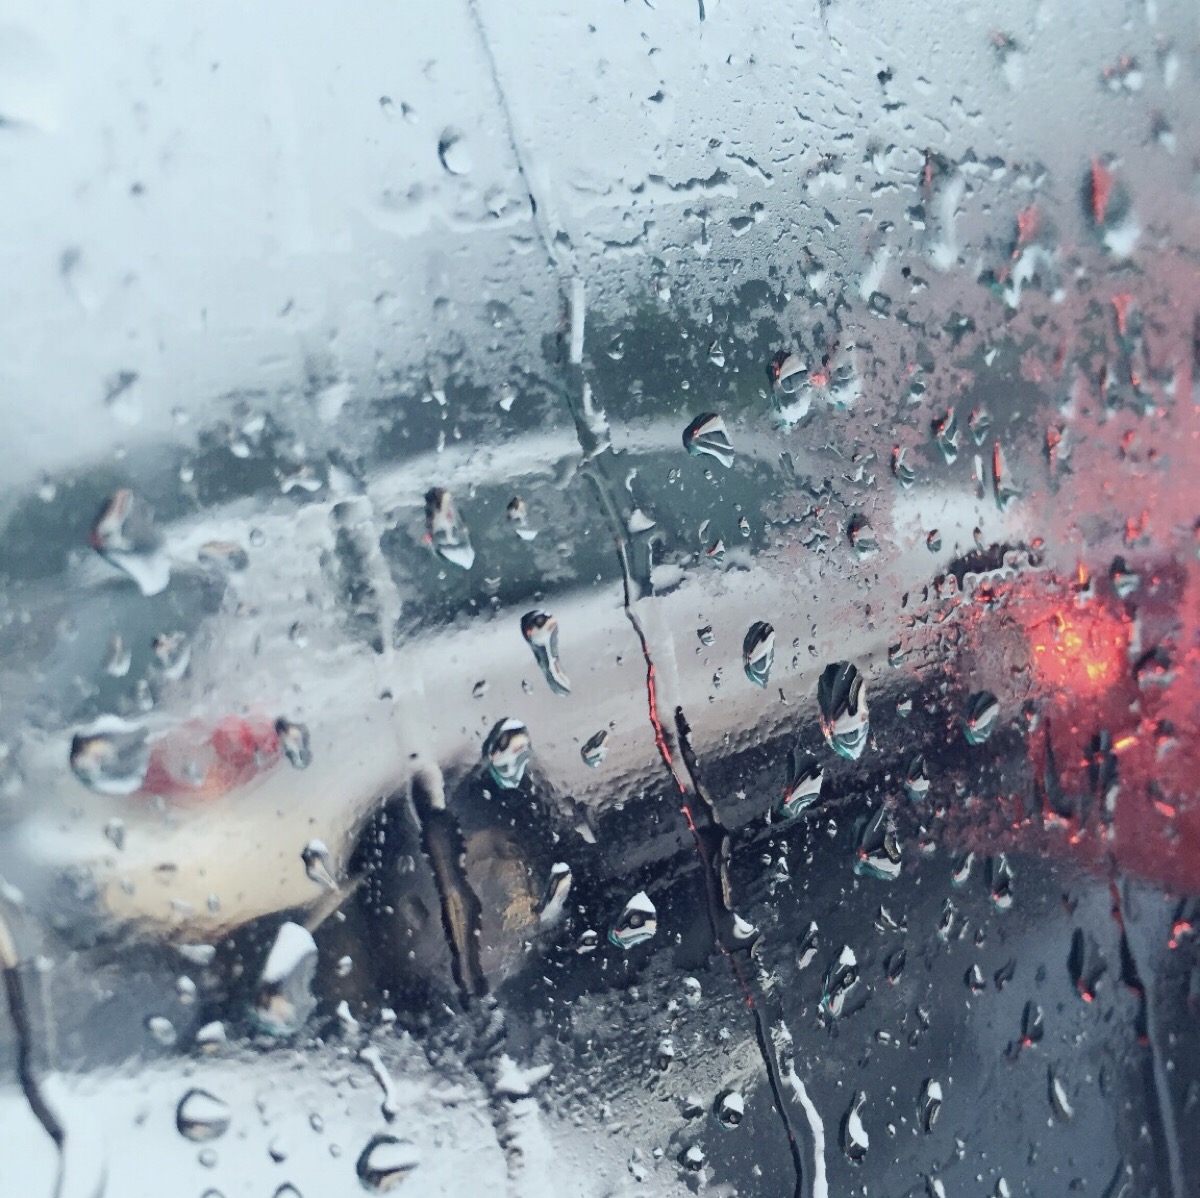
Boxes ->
[714,1090,745,1129]
[818,662,869,759]
[743,621,775,688]
[436,129,471,175]
[70,718,149,795]
[920,1079,943,1132]
[964,691,1000,744]
[933,409,960,464]
[780,751,823,818]
[506,496,538,542]
[822,946,859,1017]
[903,752,930,801]
[841,1091,869,1162]
[356,1135,421,1191]
[521,611,571,695]
[89,489,171,595]
[482,719,531,789]
[855,805,902,881]
[176,1089,231,1142]
[275,718,311,769]
[254,922,318,1036]
[302,839,337,889]
[537,862,572,927]
[682,413,734,468]
[610,891,656,949]
[424,487,474,570]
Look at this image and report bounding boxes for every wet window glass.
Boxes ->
[1,2,1198,1196]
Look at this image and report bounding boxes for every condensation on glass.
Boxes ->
[0,1,1198,1196]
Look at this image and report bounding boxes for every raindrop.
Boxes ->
[580,730,608,768]
[797,923,819,971]
[104,818,125,850]
[275,718,311,769]
[521,611,571,695]
[886,948,907,984]
[176,1089,231,1142]
[682,413,734,468]
[424,488,474,570]
[892,447,916,489]
[1048,1068,1074,1120]
[302,839,337,889]
[575,929,599,954]
[356,1134,421,1192]
[657,1037,676,1070]
[683,977,702,1008]
[841,1092,869,1163]
[70,718,149,795]
[920,1080,943,1132]
[707,341,725,367]
[966,964,985,992]
[989,855,1015,911]
[506,496,538,542]
[714,1090,745,1129]
[933,410,960,464]
[537,863,572,927]
[1068,928,1107,1001]
[847,515,879,557]
[855,805,902,881]
[1110,556,1139,598]
[104,635,131,677]
[742,622,775,688]
[903,752,930,801]
[610,891,656,949]
[818,662,870,760]
[254,922,318,1036]
[681,1145,706,1172]
[822,946,859,1017]
[89,489,171,596]
[968,407,992,445]
[198,541,249,571]
[1020,1000,1044,1046]
[697,625,714,646]
[951,851,975,887]
[963,691,1000,745]
[926,529,942,553]
[780,751,823,819]
[482,719,532,789]
[771,350,807,394]
[147,1015,177,1046]
[436,129,471,175]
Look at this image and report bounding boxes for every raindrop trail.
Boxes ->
[0,910,65,1194]
[463,0,560,274]
[1108,879,1184,1198]
[674,711,814,1198]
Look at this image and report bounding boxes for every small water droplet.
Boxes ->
[356,1134,420,1191]
[521,611,571,695]
[892,446,916,489]
[505,496,538,542]
[926,529,942,553]
[580,730,608,768]
[920,1079,943,1132]
[274,719,311,769]
[697,624,714,646]
[104,635,131,677]
[425,488,474,569]
[177,1089,231,1142]
[848,515,879,557]
[1048,1067,1074,1120]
